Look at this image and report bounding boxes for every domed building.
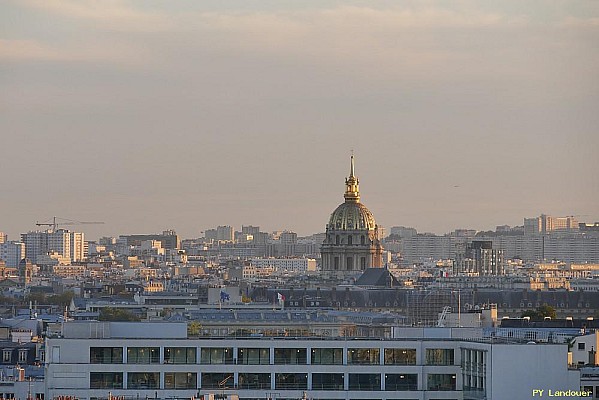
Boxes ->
[321,155,384,278]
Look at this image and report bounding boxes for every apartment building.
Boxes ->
[21,229,84,264]
[250,258,317,275]
[0,241,25,267]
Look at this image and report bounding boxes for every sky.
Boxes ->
[1,0,598,240]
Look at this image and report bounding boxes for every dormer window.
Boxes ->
[3,349,11,363]
[19,349,28,363]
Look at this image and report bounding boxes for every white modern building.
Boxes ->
[70,231,85,262]
[45,322,581,400]
[21,229,85,264]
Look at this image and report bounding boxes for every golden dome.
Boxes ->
[328,201,377,231]
[327,154,377,231]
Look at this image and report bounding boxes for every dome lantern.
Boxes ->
[344,154,360,203]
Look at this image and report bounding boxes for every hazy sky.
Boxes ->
[1,0,598,240]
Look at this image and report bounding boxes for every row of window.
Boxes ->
[2,348,29,363]
[0,394,43,400]
[331,234,368,245]
[91,347,453,366]
[90,372,457,391]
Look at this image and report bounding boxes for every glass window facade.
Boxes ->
[90,372,123,389]
[384,348,416,365]
[201,373,234,389]
[427,374,457,391]
[200,348,233,364]
[237,348,270,365]
[425,349,454,365]
[312,373,344,390]
[90,347,123,364]
[274,348,307,364]
[348,348,380,365]
[164,347,196,364]
[275,373,308,390]
[349,373,381,391]
[462,348,487,396]
[385,374,417,391]
[164,372,197,389]
[127,347,160,364]
[311,348,343,365]
[238,373,271,389]
[127,372,160,389]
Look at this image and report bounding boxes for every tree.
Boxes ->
[47,291,75,307]
[521,305,556,321]
[0,294,17,305]
[24,292,46,304]
[187,321,202,337]
[537,305,557,319]
[99,307,141,322]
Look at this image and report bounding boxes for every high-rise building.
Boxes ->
[389,226,417,238]
[242,226,260,236]
[455,240,504,275]
[0,241,26,267]
[120,231,180,249]
[278,231,298,257]
[0,232,6,244]
[70,232,85,262]
[321,155,383,278]
[21,229,73,264]
[524,214,578,235]
[216,226,234,242]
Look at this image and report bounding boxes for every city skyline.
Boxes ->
[2,1,598,241]
[2,211,595,243]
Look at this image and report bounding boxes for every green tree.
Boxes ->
[24,292,46,305]
[187,321,202,337]
[521,305,556,321]
[537,305,557,319]
[0,294,17,305]
[99,307,141,322]
[47,291,75,307]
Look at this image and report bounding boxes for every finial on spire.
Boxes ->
[350,150,355,178]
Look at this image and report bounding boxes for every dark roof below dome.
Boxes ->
[355,268,399,288]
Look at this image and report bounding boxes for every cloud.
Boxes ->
[16,0,174,32]
[0,39,63,61]
[560,16,599,28]
[0,38,148,66]
[9,2,597,70]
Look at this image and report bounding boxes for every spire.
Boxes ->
[344,153,360,202]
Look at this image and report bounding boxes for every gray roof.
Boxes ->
[355,268,399,288]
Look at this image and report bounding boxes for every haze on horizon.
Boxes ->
[1,0,598,241]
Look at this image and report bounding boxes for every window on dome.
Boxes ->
[348,236,353,245]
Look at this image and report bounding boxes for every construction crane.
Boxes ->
[35,216,104,231]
